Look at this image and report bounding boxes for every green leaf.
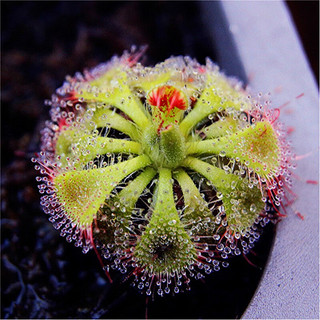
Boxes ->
[54,155,151,228]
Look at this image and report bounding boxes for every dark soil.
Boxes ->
[1,2,275,319]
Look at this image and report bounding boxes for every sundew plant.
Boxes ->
[33,48,293,296]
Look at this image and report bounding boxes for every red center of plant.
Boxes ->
[148,85,187,112]
[147,85,187,133]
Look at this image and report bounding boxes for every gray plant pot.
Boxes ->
[200,1,319,318]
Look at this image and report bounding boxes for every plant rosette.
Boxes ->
[33,48,293,296]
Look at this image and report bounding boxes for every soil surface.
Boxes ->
[1,2,275,318]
